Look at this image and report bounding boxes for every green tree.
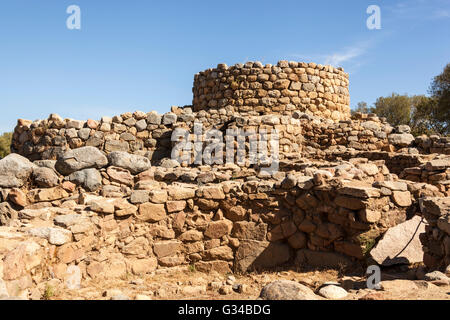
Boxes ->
[351,101,372,115]
[428,63,450,135]
[0,132,13,158]
[410,95,439,135]
[372,93,412,126]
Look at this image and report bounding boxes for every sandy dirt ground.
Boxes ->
[46,266,450,301]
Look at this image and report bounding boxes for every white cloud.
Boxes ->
[324,45,367,67]
[290,40,373,73]
[385,0,450,21]
[434,9,450,19]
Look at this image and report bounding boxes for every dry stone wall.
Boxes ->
[193,61,350,120]
[0,150,429,284]
[3,60,450,297]
[419,197,450,271]
[400,158,450,194]
[12,110,441,166]
[11,112,303,166]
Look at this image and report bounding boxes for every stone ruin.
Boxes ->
[1,61,449,298]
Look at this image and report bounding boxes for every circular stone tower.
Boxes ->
[192,60,350,121]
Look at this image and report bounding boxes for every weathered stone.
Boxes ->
[65,265,81,290]
[61,181,77,193]
[8,189,28,207]
[334,196,365,210]
[370,216,426,266]
[54,214,88,228]
[172,211,186,231]
[2,241,42,281]
[128,257,158,275]
[89,199,115,215]
[334,241,364,259]
[67,119,85,129]
[197,199,219,211]
[222,204,247,221]
[122,237,150,256]
[204,220,233,239]
[149,190,168,204]
[159,158,180,168]
[424,271,449,284]
[162,113,177,125]
[100,185,123,198]
[281,175,297,189]
[298,219,316,233]
[197,186,225,200]
[358,209,381,223]
[33,160,57,171]
[380,279,418,292]
[107,166,134,186]
[130,190,149,204]
[137,203,166,222]
[166,200,186,213]
[153,240,181,258]
[338,182,380,199]
[232,222,267,241]
[104,140,129,153]
[102,258,127,279]
[420,197,450,216]
[297,176,314,190]
[68,168,102,192]
[0,278,8,298]
[0,154,35,188]
[168,187,196,200]
[179,230,203,242]
[32,167,59,188]
[425,159,450,171]
[0,203,18,226]
[373,181,408,191]
[55,147,108,175]
[388,134,415,147]
[392,191,412,207]
[205,246,234,261]
[318,285,348,299]
[147,112,162,125]
[260,280,318,300]
[287,232,307,249]
[28,187,69,202]
[357,163,379,176]
[135,119,147,132]
[195,260,231,274]
[234,240,290,273]
[28,227,72,245]
[107,152,151,174]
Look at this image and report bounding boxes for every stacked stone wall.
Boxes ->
[419,197,450,271]
[193,61,350,121]
[0,150,424,279]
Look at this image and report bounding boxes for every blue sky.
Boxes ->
[0,0,449,133]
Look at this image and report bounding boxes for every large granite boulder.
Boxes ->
[260,280,319,300]
[32,167,59,188]
[68,168,102,191]
[0,154,35,188]
[107,152,151,175]
[388,134,415,147]
[370,216,426,266]
[55,147,108,175]
[234,240,290,273]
